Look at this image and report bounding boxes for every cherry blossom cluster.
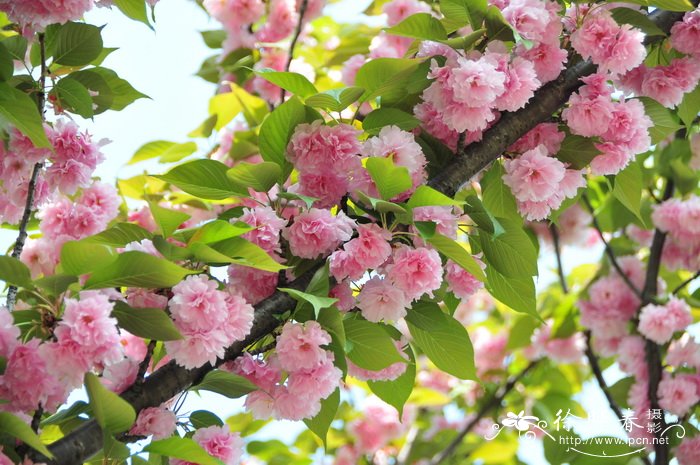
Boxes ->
[229,321,341,421]
[172,425,244,465]
[652,195,700,272]
[164,275,255,369]
[0,121,106,225]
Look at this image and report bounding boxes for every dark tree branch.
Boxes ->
[280,0,308,103]
[136,340,157,384]
[643,180,674,465]
[427,361,539,465]
[582,195,644,299]
[7,33,47,311]
[33,8,687,465]
[550,224,568,294]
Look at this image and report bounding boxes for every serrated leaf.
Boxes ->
[405,301,476,380]
[367,343,416,416]
[407,185,463,208]
[258,96,306,178]
[426,233,485,281]
[478,218,538,278]
[227,161,281,193]
[485,265,538,318]
[305,86,364,112]
[85,373,136,433]
[344,317,405,370]
[613,161,645,224]
[0,81,51,148]
[638,96,682,143]
[129,140,198,165]
[83,251,196,289]
[54,77,94,118]
[60,240,116,275]
[113,0,153,28]
[145,437,224,465]
[386,13,448,41]
[194,370,257,398]
[555,135,601,170]
[480,162,520,220]
[155,159,241,200]
[303,389,339,448]
[279,288,338,319]
[255,69,318,98]
[0,255,32,288]
[354,58,420,102]
[148,202,191,237]
[678,84,700,129]
[82,223,153,247]
[53,22,103,66]
[365,156,412,200]
[0,412,53,458]
[112,301,182,341]
[363,107,420,135]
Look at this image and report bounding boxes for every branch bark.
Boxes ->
[32,8,687,465]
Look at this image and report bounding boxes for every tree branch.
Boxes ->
[672,270,700,295]
[280,0,308,103]
[582,195,643,299]
[7,33,47,311]
[33,8,687,465]
[643,180,674,465]
[550,224,568,294]
[427,361,539,465]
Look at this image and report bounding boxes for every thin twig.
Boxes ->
[279,0,308,103]
[7,33,47,311]
[549,224,568,294]
[136,340,157,384]
[672,270,700,295]
[428,361,539,465]
[581,195,643,299]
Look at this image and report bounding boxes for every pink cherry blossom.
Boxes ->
[169,275,229,332]
[283,208,355,259]
[329,282,355,312]
[357,276,410,322]
[562,93,615,137]
[287,121,362,174]
[667,334,700,368]
[677,436,700,465]
[503,145,565,203]
[130,406,177,440]
[227,265,278,304]
[638,298,692,345]
[386,245,443,300]
[276,321,331,372]
[382,0,431,27]
[445,259,485,300]
[239,206,287,254]
[0,306,19,358]
[658,374,700,417]
[515,41,567,84]
[670,9,700,56]
[287,356,341,401]
[226,353,281,390]
[0,0,93,29]
[191,425,243,465]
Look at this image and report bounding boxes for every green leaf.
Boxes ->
[365,156,412,200]
[189,114,217,138]
[613,161,645,224]
[463,195,505,236]
[344,317,405,370]
[303,389,339,448]
[83,251,196,289]
[145,437,225,465]
[255,69,318,98]
[426,233,485,281]
[90,67,149,111]
[84,372,136,433]
[200,236,287,272]
[363,107,421,135]
[129,140,198,165]
[305,87,364,112]
[480,162,519,220]
[200,30,226,48]
[194,370,258,398]
[0,82,51,148]
[227,161,282,193]
[155,159,241,200]
[386,13,448,41]
[2,36,28,62]
[407,185,463,208]
[53,22,103,66]
[228,83,268,127]
[317,305,346,347]
[60,240,116,275]
[190,410,224,429]
[485,265,538,318]
[555,135,601,170]
[186,220,252,244]
[0,412,53,457]
[82,223,153,247]
[440,0,471,32]
[112,301,183,341]
[405,301,476,380]
[148,202,191,237]
[34,274,78,296]
[66,68,114,114]
[0,255,32,288]
[354,58,420,102]
[0,42,13,81]
[649,0,695,11]
[478,218,538,278]
[638,96,682,144]
[54,77,94,118]
[678,84,700,129]
[610,8,666,36]
[279,288,338,319]
[113,0,153,28]
[367,343,416,416]
[484,6,515,42]
[258,96,306,178]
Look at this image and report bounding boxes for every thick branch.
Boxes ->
[644,180,674,465]
[427,361,539,465]
[427,8,684,197]
[34,8,687,465]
